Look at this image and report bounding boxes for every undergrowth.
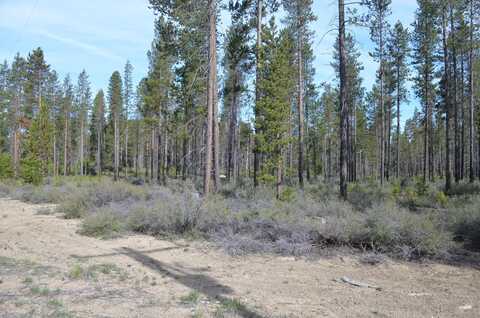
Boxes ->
[1,176,479,261]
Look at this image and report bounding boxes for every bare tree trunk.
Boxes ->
[204,0,217,195]
[12,92,20,177]
[442,10,452,192]
[80,118,84,176]
[213,70,220,190]
[162,126,168,185]
[386,99,392,181]
[227,71,238,183]
[253,0,263,188]
[461,55,466,180]
[63,110,68,176]
[125,123,129,178]
[96,120,102,176]
[469,0,475,182]
[450,6,460,183]
[114,117,119,181]
[379,19,385,185]
[339,0,348,199]
[276,158,282,200]
[396,60,401,179]
[53,135,57,177]
[297,4,305,189]
[423,70,429,184]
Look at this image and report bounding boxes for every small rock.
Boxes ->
[459,305,472,311]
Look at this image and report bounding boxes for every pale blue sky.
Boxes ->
[0,0,419,121]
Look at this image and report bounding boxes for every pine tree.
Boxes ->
[61,75,74,176]
[411,0,438,183]
[256,22,295,198]
[364,0,392,184]
[108,71,123,181]
[25,99,54,176]
[387,21,410,179]
[0,61,9,153]
[283,0,316,188]
[25,48,50,119]
[7,54,28,177]
[91,90,105,175]
[223,1,252,183]
[75,70,91,176]
[123,60,134,177]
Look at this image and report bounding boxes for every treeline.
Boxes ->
[0,0,479,198]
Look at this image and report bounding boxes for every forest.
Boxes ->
[0,0,480,317]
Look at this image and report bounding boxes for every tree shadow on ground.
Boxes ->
[72,246,266,318]
[70,246,184,260]
[120,247,265,318]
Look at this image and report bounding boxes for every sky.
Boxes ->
[0,0,419,121]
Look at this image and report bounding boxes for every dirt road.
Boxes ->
[0,198,479,317]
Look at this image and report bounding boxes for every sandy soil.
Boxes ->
[0,198,479,318]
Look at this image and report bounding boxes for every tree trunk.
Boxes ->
[114,117,119,181]
[125,123,129,178]
[379,16,385,185]
[297,5,305,189]
[450,6,460,183]
[442,10,452,192]
[63,109,68,176]
[80,118,84,176]
[204,0,217,195]
[396,59,401,179]
[339,0,348,199]
[253,0,262,189]
[469,0,475,182]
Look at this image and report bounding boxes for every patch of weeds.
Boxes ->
[192,310,205,318]
[68,264,84,280]
[214,298,256,318]
[47,298,64,309]
[180,290,201,305]
[51,310,75,318]
[36,207,54,215]
[30,285,51,296]
[68,264,96,281]
[23,276,33,284]
[68,263,125,281]
[92,263,121,275]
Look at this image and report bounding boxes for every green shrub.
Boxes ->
[278,186,296,202]
[447,182,480,196]
[447,197,480,250]
[20,157,43,185]
[0,154,14,179]
[79,209,124,239]
[434,191,448,207]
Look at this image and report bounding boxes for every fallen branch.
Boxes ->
[334,276,382,291]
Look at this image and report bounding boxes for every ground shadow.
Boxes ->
[70,246,184,260]
[120,247,265,318]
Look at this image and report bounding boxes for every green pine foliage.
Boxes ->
[25,99,54,176]
[256,21,295,191]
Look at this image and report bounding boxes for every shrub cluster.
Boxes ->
[2,177,479,260]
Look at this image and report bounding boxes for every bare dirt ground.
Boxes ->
[0,198,479,318]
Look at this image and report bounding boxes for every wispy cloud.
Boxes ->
[35,29,124,62]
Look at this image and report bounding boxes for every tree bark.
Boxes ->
[253,0,263,188]
[339,0,348,199]
[297,2,305,189]
[442,10,452,192]
[469,0,475,182]
[396,57,401,179]
[204,0,217,195]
